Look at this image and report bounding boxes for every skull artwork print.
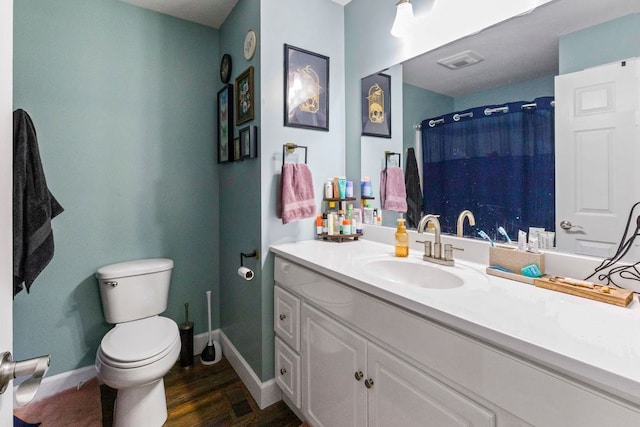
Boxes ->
[361,72,391,138]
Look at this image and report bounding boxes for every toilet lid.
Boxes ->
[100,316,178,363]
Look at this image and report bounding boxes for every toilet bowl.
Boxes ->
[94,258,178,427]
[96,316,180,427]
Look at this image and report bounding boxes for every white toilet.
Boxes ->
[95,258,180,427]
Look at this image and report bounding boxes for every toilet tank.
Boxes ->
[96,258,174,324]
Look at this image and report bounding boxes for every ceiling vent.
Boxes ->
[437,50,484,70]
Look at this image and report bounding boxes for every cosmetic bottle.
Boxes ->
[324,179,333,198]
[395,218,409,257]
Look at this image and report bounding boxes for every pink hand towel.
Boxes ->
[280,163,317,224]
[380,167,408,212]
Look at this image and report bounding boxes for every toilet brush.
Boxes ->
[200,290,220,365]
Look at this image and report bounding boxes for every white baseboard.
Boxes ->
[15,364,98,405]
[217,331,282,410]
[16,328,282,411]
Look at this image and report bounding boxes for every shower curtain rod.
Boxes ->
[423,99,556,128]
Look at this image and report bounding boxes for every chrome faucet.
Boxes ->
[456,210,476,237]
[416,214,460,266]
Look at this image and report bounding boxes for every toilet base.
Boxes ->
[113,378,167,427]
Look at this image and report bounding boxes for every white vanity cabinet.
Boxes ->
[275,257,495,427]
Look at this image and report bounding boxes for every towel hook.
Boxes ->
[282,143,308,164]
[384,151,401,171]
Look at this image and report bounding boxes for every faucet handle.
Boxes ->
[444,244,464,262]
[416,240,432,258]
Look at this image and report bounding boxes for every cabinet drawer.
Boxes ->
[274,285,300,351]
[275,337,301,408]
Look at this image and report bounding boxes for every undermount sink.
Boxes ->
[361,256,464,289]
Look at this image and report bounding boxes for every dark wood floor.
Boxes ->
[101,355,302,426]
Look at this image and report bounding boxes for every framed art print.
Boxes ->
[235,66,254,125]
[284,44,329,131]
[217,84,234,163]
[239,125,258,159]
[361,73,391,138]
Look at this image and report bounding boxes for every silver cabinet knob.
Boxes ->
[280,367,287,375]
[354,371,363,381]
[279,314,287,321]
[364,378,374,389]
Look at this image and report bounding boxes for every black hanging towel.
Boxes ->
[405,147,423,229]
[13,109,64,296]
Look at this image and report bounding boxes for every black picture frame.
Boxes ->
[235,66,254,125]
[232,137,241,162]
[217,84,234,163]
[220,53,232,83]
[239,125,258,159]
[361,73,391,138]
[284,44,329,131]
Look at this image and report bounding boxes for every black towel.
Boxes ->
[405,147,423,229]
[13,109,64,296]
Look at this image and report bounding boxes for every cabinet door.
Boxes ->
[302,303,368,427]
[367,343,495,427]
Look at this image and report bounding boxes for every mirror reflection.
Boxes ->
[362,0,640,258]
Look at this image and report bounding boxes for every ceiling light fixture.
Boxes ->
[390,0,414,38]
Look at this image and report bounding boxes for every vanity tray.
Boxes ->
[534,277,634,307]
[318,233,362,243]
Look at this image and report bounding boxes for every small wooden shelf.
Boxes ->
[323,197,357,202]
[318,233,362,242]
[360,196,375,200]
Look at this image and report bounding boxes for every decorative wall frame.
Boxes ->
[217,84,234,163]
[235,66,254,125]
[361,72,391,138]
[233,137,241,162]
[239,125,258,159]
[284,44,329,131]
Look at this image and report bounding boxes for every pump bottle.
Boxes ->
[395,218,409,257]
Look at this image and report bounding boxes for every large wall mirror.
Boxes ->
[361,0,640,258]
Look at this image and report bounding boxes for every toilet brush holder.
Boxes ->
[201,290,222,365]
[179,303,194,368]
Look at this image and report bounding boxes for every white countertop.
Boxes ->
[271,238,640,407]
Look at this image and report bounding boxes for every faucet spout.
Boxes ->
[417,214,441,246]
[456,210,476,237]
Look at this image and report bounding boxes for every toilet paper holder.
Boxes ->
[240,249,259,267]
[238,250,259,281]
[0,351,51,406]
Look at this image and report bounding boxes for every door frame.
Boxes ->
[1,0,14,423]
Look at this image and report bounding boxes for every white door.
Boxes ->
[302,303,367,427]
[555,59,640,258]
[0,0,14,424]
[367,343,495,427]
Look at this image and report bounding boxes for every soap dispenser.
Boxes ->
[395,218,409,257]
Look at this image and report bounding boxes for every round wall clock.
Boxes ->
[243,30,257,60]
[220,54,232,83]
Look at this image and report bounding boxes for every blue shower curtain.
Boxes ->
[421,97,555,240]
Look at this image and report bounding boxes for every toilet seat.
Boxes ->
[99,316,179,369]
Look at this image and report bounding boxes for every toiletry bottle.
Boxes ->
[322,213,328,234]
[316,215,323,235]
[324,179,333,199]
[395,218,409,257]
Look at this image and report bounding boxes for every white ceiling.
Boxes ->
[403,0,640,97]
[120,0,351,29]
[119,0,638,98]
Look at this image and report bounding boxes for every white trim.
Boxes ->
[14,328,282,411]
[218,331,282,410]
[15,364,98,405]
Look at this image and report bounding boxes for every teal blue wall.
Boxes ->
[454,75,555,111]
[559,13,640,74]
[13,0,219,376]
[402,84,452,154]
[217,0,264,379]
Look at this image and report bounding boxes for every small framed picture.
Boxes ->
[284,44,329,131]
[217,84,234,163]
[239,125,258,159]
[233,137,241,162]
[361,73,391,138]
[235,66,254,125]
